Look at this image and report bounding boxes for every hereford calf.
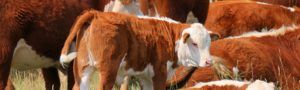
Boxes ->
[205,1,300,38]
[60,10,218,90]
[168,25,300,89]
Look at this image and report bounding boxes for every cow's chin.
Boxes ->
[178,59,199,67]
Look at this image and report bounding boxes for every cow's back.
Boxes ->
[205,1,300,38]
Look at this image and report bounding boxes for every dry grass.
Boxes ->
[10,69,47,90]
[10,69,70,90]
[10,69,142,90]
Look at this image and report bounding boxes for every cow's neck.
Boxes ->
[169,23,190,44]
[162,23,193,81]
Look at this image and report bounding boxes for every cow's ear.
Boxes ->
[210,33,220,41]
[183,33,190,43]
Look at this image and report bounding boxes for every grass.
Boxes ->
[10,69,143,90]
[10,69,68,90]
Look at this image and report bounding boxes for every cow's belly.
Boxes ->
[11,39,59,70]
[116,56,155,85]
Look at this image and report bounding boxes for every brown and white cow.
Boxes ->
[205,1,300,38]
[183,80,274,90]
[139,0,210,23]
[0,0,137,89]
[59,10,219,90]
[168,25,300,89]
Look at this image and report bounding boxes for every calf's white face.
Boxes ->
[176,23,212,67]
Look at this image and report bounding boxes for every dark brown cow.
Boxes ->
[212,0,300,7]
[205,1,300,38]
[139,0,210,23]
[169,26,300,90]
[0,0,116,89]
[59,10,218,90]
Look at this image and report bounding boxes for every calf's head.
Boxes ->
[176,23,219,67]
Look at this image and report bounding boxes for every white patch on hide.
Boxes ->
[80,66,95,90]
[116,53,155,90]
[12,39,59,70]
[192,80,250,88]
[287,7,295,12]
[256,2,271,5]
[246,80,275,90]
[227,25,298,39]
[87,49,97,66]
[166,61,176,80]
[138,16,180,23]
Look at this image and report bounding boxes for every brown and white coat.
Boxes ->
[60,10,217,90]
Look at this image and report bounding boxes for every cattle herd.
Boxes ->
[0,0,299,90]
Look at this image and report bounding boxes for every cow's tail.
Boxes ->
[59,10,98,66]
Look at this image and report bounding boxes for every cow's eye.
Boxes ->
[192,43,197,47]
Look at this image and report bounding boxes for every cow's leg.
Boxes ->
[5,79,15,90]
[136,75,153,90]
[152,66,167,90]
[97,62,120,90]
[67,61,75,90]
[0,45,16,90]
[42,67,60,90]
[95,47,126,90]
[79,66,94,90]
[72,58,81,90]
[0,6,33,89]
[192,0,209,24]
[90,27,128,90]
[120,76,130,90]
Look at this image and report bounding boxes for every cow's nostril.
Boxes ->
[205,60,212,65]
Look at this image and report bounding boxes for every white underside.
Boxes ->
[192,80,274,90]
[80,66,95,90]
[192,80,250,88]
[11,39,59,70]
[116,55,155,90]
[79,52,175,90]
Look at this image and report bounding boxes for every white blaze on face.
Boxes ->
[176,23,212,67]
[104,0,144,16]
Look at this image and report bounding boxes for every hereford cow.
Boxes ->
[211,0,300,7]
[205,1,300,38]
[183,80,274,90]
[168,25,300,89]
[59,10,220,90]
[139,0,210,23]
[0,0,140,89]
